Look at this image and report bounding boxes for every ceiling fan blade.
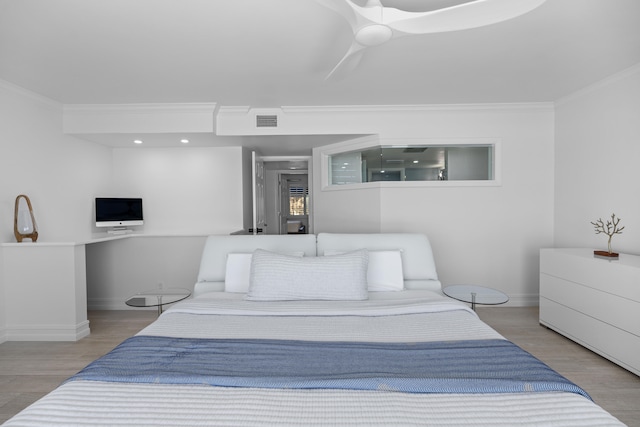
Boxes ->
[318,0,546,78]
[314,0,359,28]
[325,42,366,80]
[385,0,547,35]
[315,0,390,31]
[316,0,392,77]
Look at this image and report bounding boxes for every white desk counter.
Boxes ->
[0,233,208,342]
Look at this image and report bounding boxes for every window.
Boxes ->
[327,142,498,187]
[289,186,309,216]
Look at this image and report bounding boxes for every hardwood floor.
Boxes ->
[0,307,639,426]
[477,307,640,427]
[0,310,157,424]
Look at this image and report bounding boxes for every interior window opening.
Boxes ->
[329,144,495,186]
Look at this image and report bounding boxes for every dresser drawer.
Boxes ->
[540,273,640,336]
[540,298,640,376]
[540,248,640,377]
[540,249,640,302]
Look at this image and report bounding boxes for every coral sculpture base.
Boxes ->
[594,250,619,259]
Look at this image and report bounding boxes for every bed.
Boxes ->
[2,233,625,426]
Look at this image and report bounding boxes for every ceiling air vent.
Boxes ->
[256,114,278,128]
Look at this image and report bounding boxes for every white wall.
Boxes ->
[0,82,244,242]
[12,72,627,312]
[0,80,112,339]
[0,82,256,321]
[0,81,113,243]
[86,236,206,309]
[313,183,383,233]
[554,65,640,255]
[313,105,555,305]
[109,146,245,235]
[80,146,247,309]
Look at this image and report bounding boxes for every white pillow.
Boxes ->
[225,251,303,293]
[325,250,404,291]
[224,253,254,293]
[245,249,369,301]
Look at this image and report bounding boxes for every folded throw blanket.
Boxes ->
[68,336,590,399]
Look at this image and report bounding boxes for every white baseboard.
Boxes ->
[88,298,155,311]
[5,320,90,341]
[500,293,539,307]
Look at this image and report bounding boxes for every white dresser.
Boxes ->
[539,248,640,376]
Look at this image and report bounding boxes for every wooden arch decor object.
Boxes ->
[14,194,39,242]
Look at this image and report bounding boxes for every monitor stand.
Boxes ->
[107,227,133,235]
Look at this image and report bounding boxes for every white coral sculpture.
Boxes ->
[591,213,625,254]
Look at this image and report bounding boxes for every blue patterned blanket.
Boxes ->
[68,336,590,399]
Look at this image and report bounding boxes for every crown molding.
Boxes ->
[0,78,61,110]
[63,102,218,115]
[59,101,554,117]
[555,62,640,107]
[280,102,554,114]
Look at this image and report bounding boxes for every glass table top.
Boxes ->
[443,285,509,306]
[125,288,191,313]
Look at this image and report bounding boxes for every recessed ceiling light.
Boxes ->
[413,160,419,164]
[180,139,189,144]
[133,139,143,144]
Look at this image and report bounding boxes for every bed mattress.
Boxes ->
[3,291,625,427]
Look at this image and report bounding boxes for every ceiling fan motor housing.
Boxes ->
[355,24,393,46]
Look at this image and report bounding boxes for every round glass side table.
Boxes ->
[442,285,508,311]
[125,287,191,315]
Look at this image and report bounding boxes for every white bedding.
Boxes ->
[4,382,624,427]
[140,291,502,343]
[3,290,625,427]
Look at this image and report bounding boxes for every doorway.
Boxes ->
[262,159,311,235]
[279,173,309,234]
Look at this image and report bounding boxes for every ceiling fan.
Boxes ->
[315,0,547,79]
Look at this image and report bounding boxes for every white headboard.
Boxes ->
[193,232,441,297]
[316,233,441,291]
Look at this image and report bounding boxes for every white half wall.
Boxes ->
[554,64,640,255]
[3,243,89,341]
[0,245,5,342]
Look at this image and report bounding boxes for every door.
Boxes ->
[251,151,266,235]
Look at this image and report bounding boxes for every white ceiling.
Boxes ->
[1,0,640,154]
